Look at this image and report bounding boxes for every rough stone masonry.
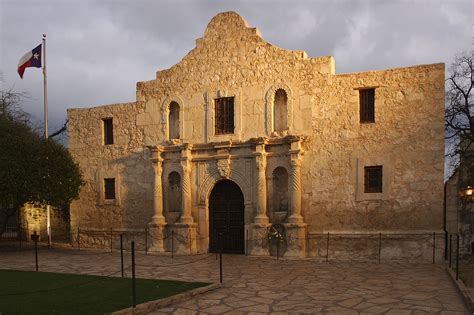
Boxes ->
[67,11,445,259]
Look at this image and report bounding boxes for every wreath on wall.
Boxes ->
[267,223,285,242]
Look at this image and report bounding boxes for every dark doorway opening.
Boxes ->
[209,180,245,254]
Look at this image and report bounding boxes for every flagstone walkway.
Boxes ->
[0,245,469,314]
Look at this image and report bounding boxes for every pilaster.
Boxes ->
[254,139,269,224]
[179,144,194,224]
[148,145,166,252]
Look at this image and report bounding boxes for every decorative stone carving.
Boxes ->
[216,157,231,179]
[150,146,165,225]
[250,223,271,256]
[288,140,303,224]
[148,145,166,253]
[179,144,194,224]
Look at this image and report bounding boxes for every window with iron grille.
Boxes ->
[359,88,375,123]
[215,97,234,135]
[103,118,114,145]
[364,166,383,193]
[104,178,116,200]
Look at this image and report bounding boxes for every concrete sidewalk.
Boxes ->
[0,247,469,314]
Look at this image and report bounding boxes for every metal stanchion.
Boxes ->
[77,227,80,251]
[378,232,382,264]
[245,230,249,256]
[456,235,459,281]
[432,232,436,264]
[444,230,448,261]
[449,234,452,268]
[19,220,22,249]
[171,230,174,259]
[110,228,113,252]
[131,241,136,308]
[120,234,124,278]
[326,232,329,262]
[276,237,280,260]
[219,252,223,283]
[145,226,148,255]
[33,231,39,272]
[189,231,192,255]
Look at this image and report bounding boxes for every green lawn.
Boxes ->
[0,269,209,314]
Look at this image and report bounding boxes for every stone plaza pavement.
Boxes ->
[0,245,470,314]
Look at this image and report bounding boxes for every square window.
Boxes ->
[215,97,234,135]
[359,88,375,123]
[364,166,382,193]
[103,118,114,145]
[104,178,115,200]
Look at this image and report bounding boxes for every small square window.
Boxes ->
[360,88,375,123]
[215,97,234,135]
[104,178,115,200]
[364,166,382,193]
[103,118,114,145]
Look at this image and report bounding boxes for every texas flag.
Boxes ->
[17,44,42,79]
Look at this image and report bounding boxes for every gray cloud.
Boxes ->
[0,0,471,136]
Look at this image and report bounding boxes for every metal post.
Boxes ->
[449,234,452,268]
[378,232,382,264]
[189,231,192,255]
[306,230,309,256]
[77,227,80,251]
[444,230,448,261]
[120,234,124,278]
[432,232,436,264]
[145,226,148,255]
[34,231,38,272]
[456,235,459,280]
[110,228,113,252]
[219,252,223,284]
[47,205,51,249]
[276,237,280,260]
[326,232,329,262]
[245,230,249,256]
[131,241,136,308]
[171,230,174,258]
[19,220,22,249]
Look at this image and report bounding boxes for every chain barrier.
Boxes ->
[134,253,214,268]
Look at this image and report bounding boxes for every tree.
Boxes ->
[445,52,473,168]
[0,89,84,235]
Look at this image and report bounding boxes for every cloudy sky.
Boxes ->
[0,0,472,137]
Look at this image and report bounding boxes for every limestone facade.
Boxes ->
[68,12,445,258]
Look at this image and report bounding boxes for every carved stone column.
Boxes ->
[284,137,307,258]
[148,146,166,252]
[288,142,303,224]
[179,144,194,224]
[173,144,197,254]
[254,142,269,224]
[251,139,270,256]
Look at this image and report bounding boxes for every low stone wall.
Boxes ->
[307,231,446,262]
[71,228,148,252]
[70,227,447,262]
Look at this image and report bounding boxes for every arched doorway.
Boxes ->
[209,180,245,254]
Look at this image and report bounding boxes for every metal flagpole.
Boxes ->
[43,33,51,248]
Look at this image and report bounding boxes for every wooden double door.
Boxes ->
[209,180,245,254]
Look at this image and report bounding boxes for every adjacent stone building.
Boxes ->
[68,12,445,258]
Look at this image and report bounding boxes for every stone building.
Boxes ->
[68,12,445,258]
